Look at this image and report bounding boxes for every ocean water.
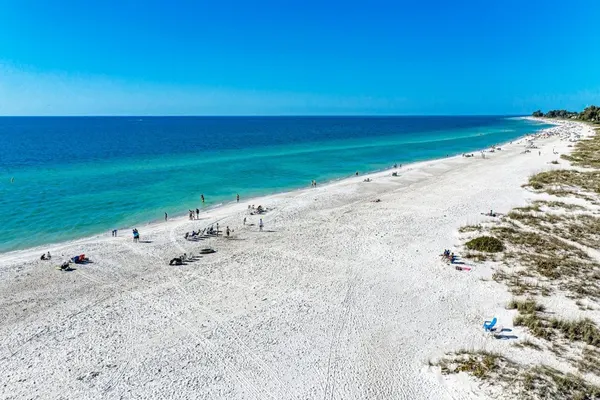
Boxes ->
[0,116,551,253]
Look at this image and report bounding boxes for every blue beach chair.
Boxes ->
[483,317,497,332]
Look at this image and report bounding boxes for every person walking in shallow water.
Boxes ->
[165,212,168,221]
[201,194,205,204]
[236,194,240,203]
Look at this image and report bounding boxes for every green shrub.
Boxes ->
[465,236,504,253]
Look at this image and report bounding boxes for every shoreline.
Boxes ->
[0,118,557,258]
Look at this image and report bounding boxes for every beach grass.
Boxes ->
[521,366,600,399]
[549,318,600,347]
[561,134,600,168]
[527,169,600,194]
[507,298,545,313]
[513,339,542,351]
[508,296,600,347]
[578,347,600,375]
[463,251,489,262]
[458,224,483,233]
[437,350,505,380]
[534,200,585,210]
[437,351,600,399]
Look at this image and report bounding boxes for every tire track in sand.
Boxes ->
[78,252,142,397]
[105,248,265,399]
[123,239,276,400]
[166,223,295,399]
[322,269,358,400]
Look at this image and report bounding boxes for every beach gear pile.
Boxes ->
[71,254,88,264]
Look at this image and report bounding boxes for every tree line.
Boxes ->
[532,105,599,123]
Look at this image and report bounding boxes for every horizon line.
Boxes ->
[0,114,528,118]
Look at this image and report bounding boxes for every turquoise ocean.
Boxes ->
[0,116,551,253]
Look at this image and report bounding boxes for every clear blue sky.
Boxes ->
[0,0,598,115]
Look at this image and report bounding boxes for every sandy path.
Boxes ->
[0,120,592,399]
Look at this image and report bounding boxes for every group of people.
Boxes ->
[188,209,200,220]
[184,230,202,240]
[169,193,244,223]
[243,215,264,231]
[183,224,226,240]
[132,228,140,242]
[42,249,93,271]
[169,253,191,265]
[442,249,456,264]
[111,229,118,237]
[248,204,265,215]
[310,180,317,188]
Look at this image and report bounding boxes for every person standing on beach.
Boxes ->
[165,212,168,221]
[259,218,264,231]
[226,226,230,237]
[196,208,199,219]
[243,217,246,225]
[236,194,240,203]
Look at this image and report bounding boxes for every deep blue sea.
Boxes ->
[0,116,551,253]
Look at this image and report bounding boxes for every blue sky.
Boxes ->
[0,0,599,115]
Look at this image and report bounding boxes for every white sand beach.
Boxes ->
[0,120,596,399]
